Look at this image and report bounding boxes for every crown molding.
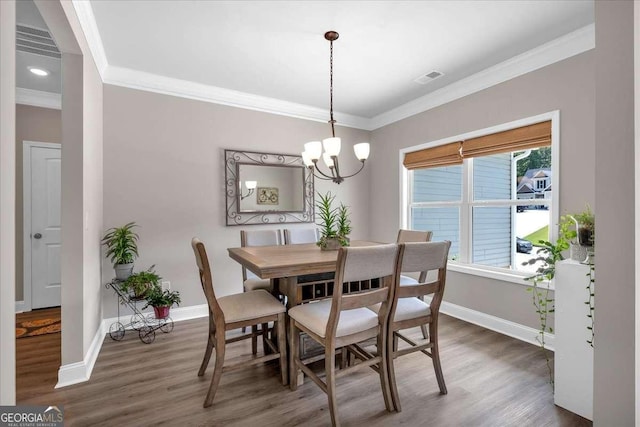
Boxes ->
[16,88,61,110]
[369,23,595,130]
[71,0,108,77]
[104,65,372,130]
[72,0,594,131]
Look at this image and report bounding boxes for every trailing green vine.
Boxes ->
[585,258,595,347]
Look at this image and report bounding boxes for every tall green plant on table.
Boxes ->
[102,222,139,280]
[316,192,351,250]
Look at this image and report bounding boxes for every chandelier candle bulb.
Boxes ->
[323,137,341,156]
[323,153,335,168]
[305,141,323,160]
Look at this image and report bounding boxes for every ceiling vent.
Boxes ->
[16,24,60,59]
[414,70,443,85]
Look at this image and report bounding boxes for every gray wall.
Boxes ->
[14,104,62,302]
[593,1,635,424]
[0,0,17,406]
[102,84,372,317]
[369,51,595,330]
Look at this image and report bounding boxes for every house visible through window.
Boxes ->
[403,118,556,276]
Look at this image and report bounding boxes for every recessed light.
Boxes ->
[29,67,49,77]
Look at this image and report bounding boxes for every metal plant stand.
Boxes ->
[106,280,174,344]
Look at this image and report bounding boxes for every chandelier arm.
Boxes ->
[333,160,366,180]
[310,161,336,180]
[309,167,336,181]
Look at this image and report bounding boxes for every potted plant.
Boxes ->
[316,192,351,250]
[143,286,181,319]
[102,222,139,280]
[120,265,161,299]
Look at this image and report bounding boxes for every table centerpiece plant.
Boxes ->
[316,192,351,251]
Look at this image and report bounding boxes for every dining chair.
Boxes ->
[191,238,287,408]
[288,243,402,426]
[384,240,451,412]
[240,229,283,292]
[396,229,433,339]
[283,228,319,245]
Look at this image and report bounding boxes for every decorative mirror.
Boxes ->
[225,149,314,225]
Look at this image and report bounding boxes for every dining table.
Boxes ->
[227,240,383,310]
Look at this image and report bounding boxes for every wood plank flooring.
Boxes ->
[16,307,61,402]
[17,314,591,427]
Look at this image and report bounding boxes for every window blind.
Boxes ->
[403,120,551,169]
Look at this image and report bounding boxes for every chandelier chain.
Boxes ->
[329,38,335,137]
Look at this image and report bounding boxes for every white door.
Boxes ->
[25,143,62,309]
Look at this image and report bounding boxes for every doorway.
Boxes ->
[22,141,61,311]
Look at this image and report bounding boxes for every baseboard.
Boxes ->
[15,300,26,313]
[432,297,555,351]
[55,323,103,388]
[101,303,208,334]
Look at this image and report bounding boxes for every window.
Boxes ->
[402,114,558,279]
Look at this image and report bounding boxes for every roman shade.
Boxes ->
[403,120,551,170]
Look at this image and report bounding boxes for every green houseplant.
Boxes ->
[120,266,161,299]
[143,286,181,319]
[102,222,139,280]
[316,192,351,250]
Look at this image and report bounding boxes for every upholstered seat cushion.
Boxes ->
[218,290,285,323]
[369,297,431,323]
[399,275,419,286]
[243,278,272,292]
[289,299,379,338]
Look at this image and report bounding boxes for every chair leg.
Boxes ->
[262,322,270,354]
[387,329,401,412]
[251,325,258,355]
[325,344,341,427]
[198,333,214,377]
[418,295,429,339]
[430,321,447,395]
[203,332,226,408]
[378,326,394,413]
[289,321,300,391]
[340,347,347,370]
[277,314,288,385]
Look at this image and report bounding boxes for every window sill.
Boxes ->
[447,262,555,290]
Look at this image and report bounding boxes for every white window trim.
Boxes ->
[399,110,560,286]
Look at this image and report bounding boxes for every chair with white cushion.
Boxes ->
[384,241,451,412]
[396,229,433,338]
[240,229,282,292]
[191,238,287,408]
[283,228,319,245]
[288,244,402,426]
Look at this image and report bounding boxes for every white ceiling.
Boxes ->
[89,0,594,119]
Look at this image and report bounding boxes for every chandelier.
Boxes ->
[301,31,370,184]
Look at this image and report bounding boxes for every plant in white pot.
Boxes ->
[316,192,351,251]
[102,222,139,280]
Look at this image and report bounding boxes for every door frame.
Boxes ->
[22,140,61,312]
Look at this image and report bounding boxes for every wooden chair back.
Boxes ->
[191,238,224,326]
[283,228,319,245]
[396,229,434,282]
[240,229,282,281]
[326,244,403,337]
[394,241,451,312]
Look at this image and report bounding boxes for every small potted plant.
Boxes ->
[316,192,351,250]
[120,265,161,299]
[102,222,139,280]
[143,286,181,319]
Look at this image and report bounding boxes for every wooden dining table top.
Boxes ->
[227,240,383,279]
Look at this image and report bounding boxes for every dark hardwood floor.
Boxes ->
[16,314,590,427]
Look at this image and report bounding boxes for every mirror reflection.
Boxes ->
[238,164,305,212]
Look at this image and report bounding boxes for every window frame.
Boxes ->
[399,111,560,285]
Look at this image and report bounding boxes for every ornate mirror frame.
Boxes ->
[225,149,315,226]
